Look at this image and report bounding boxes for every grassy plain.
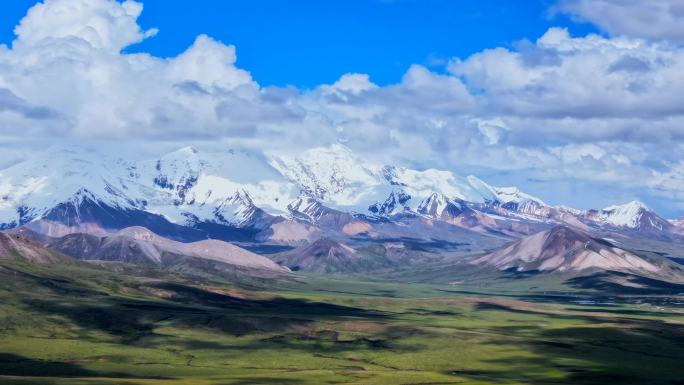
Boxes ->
[0,260,683,385]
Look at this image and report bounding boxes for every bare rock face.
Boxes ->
[472,226,680,279]
[274,238,367,273]
[0,232,70,264]
[47,226,288,273]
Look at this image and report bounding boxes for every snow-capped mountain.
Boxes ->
[381,166,499,204]
[490,186,550,216]
[287,196,338,224]
[270,144,388,208]
[273,144,507,218]
[555,205,585,216]
[369,190,413,217]
[0,147,147,229]
[0,143,678,242]
[140,146,298,224]
[584,201,672,233]
[416,193,469,220]
[0,146,298,238]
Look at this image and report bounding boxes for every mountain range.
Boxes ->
[1,144,683,289]
[0,144,677,240]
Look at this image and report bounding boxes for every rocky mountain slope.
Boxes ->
[273,238,368,273]
[47,226,288,273]
[0,232,70,264]
[472,226,683,280]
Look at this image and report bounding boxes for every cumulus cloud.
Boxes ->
[2,0,684,214]
[450,28,684,121]
[14,0,157,51]
[329,73,378,96]
[557,0,684,43]
[0,0,290,143]
[0,88,60,120]
[649,160,684,209]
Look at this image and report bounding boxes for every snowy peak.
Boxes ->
[270,144,392,216]
[287,196,330,223]
[142,146,298,224]
[211,190,261,227]
[493,186,547,206]
[603,200,648,216]
[151,146,203,193]
[369,190,412,217]
[382,166,498,204]
[556,205,585,216]
[0,144,297,235]
[591,200,671,231]
[271,144,381,200]
[270,144,553,221]
[0,146,142,227]
[417,193,468,220]
[671,217,684,236]
[489,186,554,217]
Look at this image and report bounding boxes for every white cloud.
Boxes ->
[649,161,684,207]
[557,0,684,43]
[1,0,684,214]
[14,0,157,52]
[166,35,253,91]
[474,118,508,145]
[450,28,684,121]
[330,73,378,96]
[0,0,285,143]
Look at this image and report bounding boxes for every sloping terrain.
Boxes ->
[47,226,288,273]
[472,226,684,280]
[273,238,383,273]
[0,232,70,264]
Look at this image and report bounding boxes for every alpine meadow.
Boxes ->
[1,1,684,384]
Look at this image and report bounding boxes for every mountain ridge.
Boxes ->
[472,225,683,281]
[0,144,678,243]
[45,226,288,273]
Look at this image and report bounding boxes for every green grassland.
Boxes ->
[1,260,683,385]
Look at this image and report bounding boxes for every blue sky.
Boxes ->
[1,0,597,87]
[1,0,684,216]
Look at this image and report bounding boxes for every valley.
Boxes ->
[1,259,684,385]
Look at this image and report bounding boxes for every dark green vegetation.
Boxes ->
[1,260,684,385]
